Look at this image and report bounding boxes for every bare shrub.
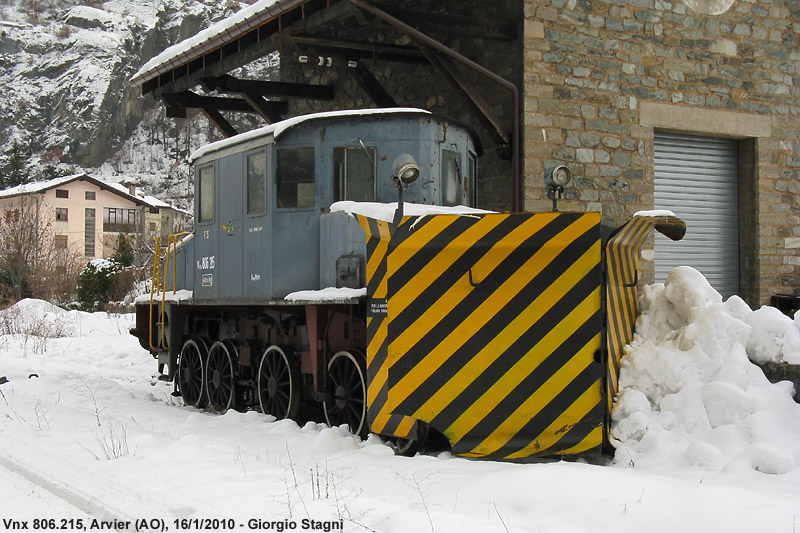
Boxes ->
[0,197,84,306]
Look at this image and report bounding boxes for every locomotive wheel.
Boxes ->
[387,422,430,457]
[178,338,208,408]
[257,345,300,420]
[205,341,236,414]
[323,350,368,438]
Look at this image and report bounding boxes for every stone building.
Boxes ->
[131,0,799,306]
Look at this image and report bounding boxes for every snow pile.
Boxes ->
[613,266,800,474]
[0,298,130,340]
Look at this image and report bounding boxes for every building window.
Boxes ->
[198,165,214,222]
[54,235,67,250]
[85,208,95,257]
[149,222,157,231]
[277,147,315,208]
[247,151,267,214]
[103,207,140,232]
[55,189,69,199]
[55,208,68,221]
[85,191,96,200]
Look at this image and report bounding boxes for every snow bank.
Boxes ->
[613,266,800,474]
[0,298,130,339]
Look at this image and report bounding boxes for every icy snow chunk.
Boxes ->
[663,266,722,320]
[745,305,800,364]
[701,381,754,428]
[611,389,651,441]
[740,442,793,475]
[685,441,723,468]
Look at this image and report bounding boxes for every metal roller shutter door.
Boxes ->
[654,132,739,297]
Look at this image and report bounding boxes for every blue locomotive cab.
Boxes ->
[186,108,480,303]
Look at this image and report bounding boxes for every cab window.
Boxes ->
[198,165,214,222]
[334,146,376,202]
[246,151,267,214]
[276,147,315,208]
[442,149,461,206]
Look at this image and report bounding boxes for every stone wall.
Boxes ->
[523,0,800,305]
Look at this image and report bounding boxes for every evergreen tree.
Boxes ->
[113,233,135,267]
[2,139,31,190]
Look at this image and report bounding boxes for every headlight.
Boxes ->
[544,165,571,188]
[393,154,420,184]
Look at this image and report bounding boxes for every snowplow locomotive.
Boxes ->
[131,108,685,459]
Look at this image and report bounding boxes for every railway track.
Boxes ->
[0,435,165,533]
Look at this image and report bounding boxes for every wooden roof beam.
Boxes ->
[143,0,357,97]
[418,44,510,148]
[202,74,335,100]
[163,90,288,115]
[341,53,397,108]
[377,5,518,41]
[284,35,429,64]
[201,108,238,138]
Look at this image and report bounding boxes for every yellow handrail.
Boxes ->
[148,233,190,352]
[148,236,161,351]
[160,232,190,350]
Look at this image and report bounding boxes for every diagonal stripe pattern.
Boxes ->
[357,215,420,439]
[605,215,687,413]
[382,212,605,458]
[357,210,684,459]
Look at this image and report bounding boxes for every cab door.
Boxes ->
[243,149,271,300]
[217,154,244,300]
[193,163,217,301]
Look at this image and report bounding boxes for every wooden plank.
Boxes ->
[203,74,335,100]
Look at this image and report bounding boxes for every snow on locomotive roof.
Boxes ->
[330,201,495,223]
[189,108,432,164]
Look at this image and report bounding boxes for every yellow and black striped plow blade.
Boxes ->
[605,214,685,414]
[356,214,422,441]
[376,212,605,459]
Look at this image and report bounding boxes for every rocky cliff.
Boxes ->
[0,0,270,207]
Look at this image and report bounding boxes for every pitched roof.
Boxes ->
[0,174,178,211]
[130,0,290,88]
[189,107,432,162]
[0,173,87,199]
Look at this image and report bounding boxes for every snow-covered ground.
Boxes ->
[1,268,799,532]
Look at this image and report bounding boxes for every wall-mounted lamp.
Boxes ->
[544,165,571,212]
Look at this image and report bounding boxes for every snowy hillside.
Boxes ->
[0,268,799,532]
[0,0,275,209]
